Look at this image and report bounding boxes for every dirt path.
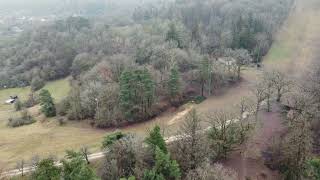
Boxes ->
[223,104,284,180]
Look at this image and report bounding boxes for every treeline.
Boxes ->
[1,0,293,126]
[263,59,320,180]
[0,0,292,88]
[238,58,320,180]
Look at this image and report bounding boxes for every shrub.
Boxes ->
[120,176,136,180]
[58,117,66,126]
[32,158,61,180]
[102,132,126,149]
[7,110,36,127]
[67,109,80,121]
[23,93,39,108]
[14,99,23,111]
[31,77,45,92]
[56,98,70,116]
[193,96,206,104]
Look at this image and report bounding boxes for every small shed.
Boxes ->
[5,96,18,104]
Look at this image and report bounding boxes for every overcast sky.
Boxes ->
[0,0,56,8]
[0,0,161,16]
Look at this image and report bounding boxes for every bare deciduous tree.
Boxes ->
[262,71,275,112]
[30,155,40,168]
[81,146,90,164]
[170,109,208,176]
[271,70,292,102]
[100,135,138,180]
[186,162,237,180]
[16,159,25,177]
[236,97,255,143]
[251,81,267,121]
[282,112,312,180]
[224,48,253,80]
[207,109,240,160]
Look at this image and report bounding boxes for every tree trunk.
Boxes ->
[201,83,204,97]
[277,89,281,102]
[208,73,212,96]
[255,103,260,122]
[237,65,241,80]
[267,95,271,112]
[85,154,90,164]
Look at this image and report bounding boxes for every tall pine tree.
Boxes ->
[168,65,181,102]
[144,125,181,180]
[39,89,56,117]
[119,71,135,118]
[198,57,210,97]
[143,147,181,180]
[145,125,167,154]
[166,23,183,49]
[119,69,155,120]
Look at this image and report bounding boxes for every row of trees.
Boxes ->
[251,69,292,121]
[261,61,320,179]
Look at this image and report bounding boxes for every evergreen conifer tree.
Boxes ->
[168,65,181,101]
[32,158,61,180]
[39,89,56,117]
[120,69,155,119]
[166,23,183,48]
[143,147,181,180]
[119,71,134,118]
[145,125,167,154]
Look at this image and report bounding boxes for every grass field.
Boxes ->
[0,78,70,110]
[264,0,320,74]
[264,10,306,67]
[0,77,181,170]
[0,78,97,169]
[0,78,71,124]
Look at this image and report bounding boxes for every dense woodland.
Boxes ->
[0,0,293,127]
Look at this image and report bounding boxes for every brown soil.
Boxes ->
[222,104,284,180]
